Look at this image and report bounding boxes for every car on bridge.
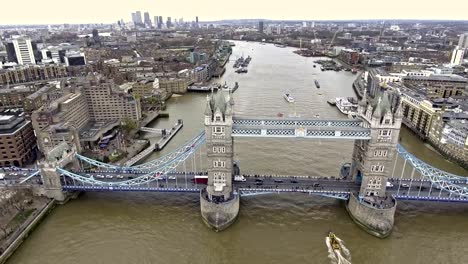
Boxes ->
[290,179,298,183]
[234,175,246,182]
[400,183,410,188]
[274,179,284,183]
[255,181,263,185]
[313,183,320,187]
[386,182,394,188]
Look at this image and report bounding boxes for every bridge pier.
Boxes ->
[346,193,396,238]
[200,90,240,231]
[200,189,240,231]
[347,89,403,237]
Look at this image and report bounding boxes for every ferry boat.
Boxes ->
[335,97,358,116]
[328,232,341,251]
[283,93,295,103]
[315,79,320,88]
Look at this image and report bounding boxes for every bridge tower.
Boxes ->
[38,142,80,202]
[200,91,240,231]
[347,89,403,238]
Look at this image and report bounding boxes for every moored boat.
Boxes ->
[315,79,320,88]
[335,97,358,116]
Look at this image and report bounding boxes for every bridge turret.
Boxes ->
[38,142,79,202]
[200,90,239,231]
[348,88,403,238]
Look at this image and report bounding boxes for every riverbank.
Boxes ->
[0,199,54,264]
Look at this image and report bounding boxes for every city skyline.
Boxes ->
[1,0,468,25]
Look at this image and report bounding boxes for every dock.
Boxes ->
[155,120,183,150]
[187,85,218,92]
[124,120,183,167]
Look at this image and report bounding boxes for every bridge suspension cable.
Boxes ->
[75,131,205,172]
[396,144,468,198]
[59,138,203,187]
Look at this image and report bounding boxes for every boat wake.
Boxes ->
[325,236,352,264]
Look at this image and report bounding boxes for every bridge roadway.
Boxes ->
[58,173,468,202]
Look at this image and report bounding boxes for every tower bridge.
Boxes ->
[2,89,468,238]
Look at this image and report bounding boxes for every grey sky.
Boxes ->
[1,0,468,25]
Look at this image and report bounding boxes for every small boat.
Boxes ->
[327,99,336,106]
[328,232,341,251]
[315,79,320,88]
[283,93,295,103]
[315,114,320,118]
[335,97,358,116]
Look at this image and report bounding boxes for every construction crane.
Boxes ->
[328,29,340,49]
[378,21,385,41]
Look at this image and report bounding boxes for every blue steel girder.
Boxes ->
[76,131,205,172]
[58,143,199,186]
[396,144,468,198]
[233,116,363,128]
[232,126,371,139]
[19,170,41,184]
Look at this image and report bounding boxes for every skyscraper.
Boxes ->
[135,11,143,25]
[167,17,172,28]
[196,16,199,24]
[144,12,151,27]
[154,16,158,28]
[458,33,468,49]
[92,29,100,46]
[131,13,137,25]
[11,38,36,65]
[450,47,465,66]
[258,21,264,33]
[158,16,163,29]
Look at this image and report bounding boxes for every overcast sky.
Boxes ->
[1,0,468,25]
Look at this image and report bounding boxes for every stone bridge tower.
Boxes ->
[200,91,240,231]
[347,89,403,238]
[38,142,80,202]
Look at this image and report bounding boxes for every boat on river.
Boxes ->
[335,97,358,116]
[328,232,341,250]
[315,79,320,88]
[283,93,295,103]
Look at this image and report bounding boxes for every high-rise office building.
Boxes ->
[153,16,158,28]
[11,38,36,65]
[131,13,137,25]
[144,12,151,27]
[135,11,143,25]
[458,33,468,49]
[450,47,465,66]
[92,29,100,45]
[167,17,172,28]
[158,16,163,29]
[258,21,264,33]
[196,16,199,23]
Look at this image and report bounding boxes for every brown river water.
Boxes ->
[8,41,468,264]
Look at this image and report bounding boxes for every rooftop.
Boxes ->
[0,108,28,135]
[403,74,468,83]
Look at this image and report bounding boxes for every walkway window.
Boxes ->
[371,165,384,172]
[213,146,226,153]
[213,160,226,168]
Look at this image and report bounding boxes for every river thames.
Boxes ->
[8,41,468,264]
